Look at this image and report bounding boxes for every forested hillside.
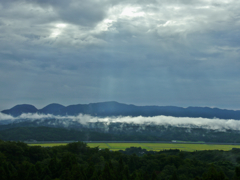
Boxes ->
[1,126,240,143]
[1,140,240,179]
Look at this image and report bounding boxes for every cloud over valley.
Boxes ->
[1,112,240,131]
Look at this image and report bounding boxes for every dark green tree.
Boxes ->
[27,165,40,180]
[101,162,116,180]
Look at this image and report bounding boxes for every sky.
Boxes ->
[0,0,240,111]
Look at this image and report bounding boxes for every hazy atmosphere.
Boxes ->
[1,0,240,110]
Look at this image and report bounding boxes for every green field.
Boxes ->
[29,142,240,151]
[29,143,68,147]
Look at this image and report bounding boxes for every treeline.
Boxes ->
[1,126,240,143]
[1,140,240,179]
[0,127,155,141]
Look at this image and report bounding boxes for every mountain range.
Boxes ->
[1,101,240,142]
[1,101,240,120]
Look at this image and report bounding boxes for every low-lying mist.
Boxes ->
[1,112,240,131]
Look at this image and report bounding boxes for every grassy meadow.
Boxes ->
[29,142,240,151]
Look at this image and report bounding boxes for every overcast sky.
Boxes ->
[0,0,240,110]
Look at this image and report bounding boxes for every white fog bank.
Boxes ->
[1,113,240,131]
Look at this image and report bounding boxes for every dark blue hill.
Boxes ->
[1,104,38,117]
[59,101,139,116]
[2,101,240,120]
[38,103,65,114]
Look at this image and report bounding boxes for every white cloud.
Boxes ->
[1,113,240,131]
[0,113,15,121]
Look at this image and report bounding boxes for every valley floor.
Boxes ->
[28,141,240,151]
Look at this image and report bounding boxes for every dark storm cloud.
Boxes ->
[28,0,109,27]
[0,0,240,110]
[0,0,109,26]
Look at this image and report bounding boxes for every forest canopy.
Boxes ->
[1,140,240,179]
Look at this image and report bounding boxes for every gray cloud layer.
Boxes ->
[0,0,240,110]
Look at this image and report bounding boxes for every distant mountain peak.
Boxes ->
[1,104,38,117]
[38,103,65,114]
[1,101,240,120]
[12,104,37,108]
[41,103,65,109]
